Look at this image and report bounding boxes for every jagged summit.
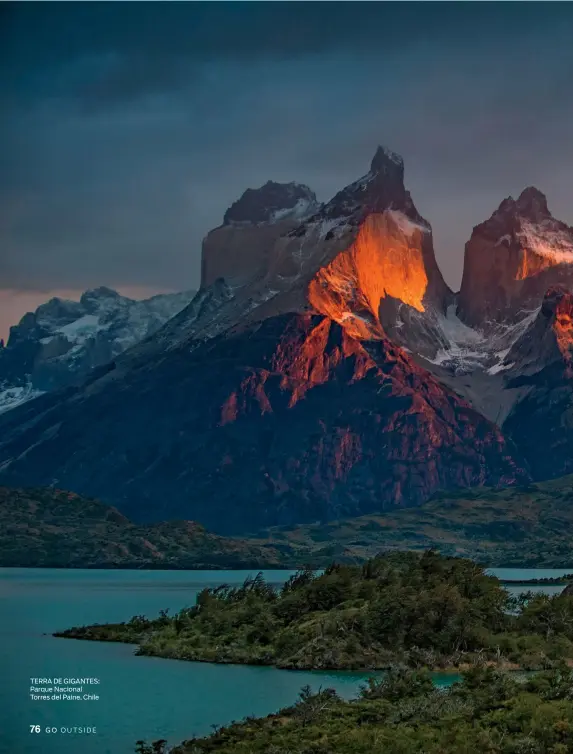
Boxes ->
[515,186,550,219]
[488,187,551,233]
[187,144,451,347]
[80,286,121,300]
[201,181,319,289]
[370,145,405,174]
[295,145,422,238]
[222,181,318,226]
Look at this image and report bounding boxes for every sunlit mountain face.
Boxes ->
[0,146,547,534]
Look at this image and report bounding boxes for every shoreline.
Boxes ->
[3,563,573,576]
[49,553,573,683]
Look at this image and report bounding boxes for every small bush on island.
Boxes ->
[56,551,573,674]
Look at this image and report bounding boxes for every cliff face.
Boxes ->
[201,181,319,289]
[503,286,573,376]
[300,148,451,344]
[0,313,527,534]
[458,188,573,328]
[178,147,452,356]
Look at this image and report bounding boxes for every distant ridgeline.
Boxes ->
[4,477,573,569]
[0,286,194,414]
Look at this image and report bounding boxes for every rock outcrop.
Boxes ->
[178,147,453,354]
[300,147,453,343]
[503,286,573,376]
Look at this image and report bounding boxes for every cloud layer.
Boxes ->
[2,2,573,331]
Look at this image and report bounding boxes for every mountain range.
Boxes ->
[0,287,195,414]
[1,145,572,539]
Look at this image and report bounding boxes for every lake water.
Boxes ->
[1,566,570,754]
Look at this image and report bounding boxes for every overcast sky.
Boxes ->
[1,2,573,341]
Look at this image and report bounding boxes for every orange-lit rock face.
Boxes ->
[212,312,527,529]
[220,316,376,424]
[307,212,429,340]
[270,317,376,405]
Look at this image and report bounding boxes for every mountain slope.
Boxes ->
[504,286,573,480]
[0,286,195,413]
[0,487,290,569]
[0,311,527,534]
[142,147,452,354]
[266,475,573,567]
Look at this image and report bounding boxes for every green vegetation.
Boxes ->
[259,475,573,568]
[5,476,573,569]
[57,551,573,672]
[135,664,573,754]
[0,487,291,569]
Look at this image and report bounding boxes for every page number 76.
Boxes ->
[30,725,41,733]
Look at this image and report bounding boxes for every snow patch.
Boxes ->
[270,197,316,224]
[388,210,430,238]
[379,146,404,167]
[57,314,104,341]
[427,305,538,376]
[317,217,345,240]
[488,349,513,375]
[0,384,43,415]
[518,220,573,263]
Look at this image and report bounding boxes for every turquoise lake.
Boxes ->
[1,566,571,754]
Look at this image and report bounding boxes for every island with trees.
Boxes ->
[56,551,573,673]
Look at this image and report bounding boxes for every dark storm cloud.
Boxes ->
[1,1,573,305]
[2,3,569,110]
